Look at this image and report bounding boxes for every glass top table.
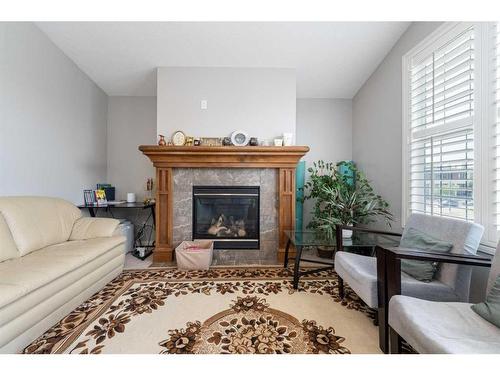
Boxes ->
[283,229,402,289]
[284,230,401,250]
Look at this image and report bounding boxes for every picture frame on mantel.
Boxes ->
[200,137,223,147]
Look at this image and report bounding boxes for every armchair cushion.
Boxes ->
[471,275,500,328]
[70,217,120,240]
[335,252,459,308]
[389,295,500,353]
[403,214,484,302]
[399,227,453,282]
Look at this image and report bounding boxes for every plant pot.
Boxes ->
[317,246,336,258]
[342,228,353,238]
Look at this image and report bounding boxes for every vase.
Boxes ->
[158,134,166,146]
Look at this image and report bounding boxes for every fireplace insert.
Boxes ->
[192,186,260,249]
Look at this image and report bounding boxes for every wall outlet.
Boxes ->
[200,100,208,110]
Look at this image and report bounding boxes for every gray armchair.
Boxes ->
[335,214,484,309]
[388,245,500,354]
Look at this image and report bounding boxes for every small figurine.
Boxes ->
[158,134,167,146]
[222,137,232,146]
[194,138,201,146]
[249,137,258,146]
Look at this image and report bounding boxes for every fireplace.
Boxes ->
[192,186,260,249]
[139,145,309,262]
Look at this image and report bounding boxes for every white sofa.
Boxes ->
[0,196,126,353]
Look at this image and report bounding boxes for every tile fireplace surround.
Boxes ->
[139,146,309,264]
[174,169,276,264]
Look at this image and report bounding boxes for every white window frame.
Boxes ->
[402,22,498,252]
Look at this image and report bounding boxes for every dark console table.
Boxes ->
[77,202,156,260]
[78,202,155,224]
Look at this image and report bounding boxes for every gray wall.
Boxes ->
[0,23,108,204]
[157,67,296,142]
[352,22,443,232]
[107,96,156,201]
[296,98,353,227]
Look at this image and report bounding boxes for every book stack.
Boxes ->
[83,183,116,206]
[97,183,115,201]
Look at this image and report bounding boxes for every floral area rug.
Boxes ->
[24,267,381,354]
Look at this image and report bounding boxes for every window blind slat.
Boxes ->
[411,72,474,109]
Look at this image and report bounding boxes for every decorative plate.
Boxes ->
[172,130,186,146]
[230,130,250,147]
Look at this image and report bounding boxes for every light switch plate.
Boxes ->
[201,100,208,110]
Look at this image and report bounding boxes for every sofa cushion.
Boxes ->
[389,295,500,353]
[0,197,82,255]
[0,214,19,262]
[0,254,125,352]
[70,217,120,240]
[0,236,125,309]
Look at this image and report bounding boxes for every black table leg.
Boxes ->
[389,327,402,354]
[87,207,96,217]
[335,225,343,251]
[376,246,402,354]
[383,251,401,354]
[283,238,291,268]
[376,246,388,353]
[151,205,156,228]
[292,245,303,290]
[338,275,345,299]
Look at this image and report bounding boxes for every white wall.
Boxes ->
[0,23,108,204]
[352,22,443,232]
[157,67,296,142]
[107,96,156,201]
[296,98,353,227]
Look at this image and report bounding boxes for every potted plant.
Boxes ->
[301,161,393,258]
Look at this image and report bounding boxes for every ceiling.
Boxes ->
[36,22,409,98]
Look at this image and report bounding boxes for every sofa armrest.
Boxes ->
[70,217,120,240]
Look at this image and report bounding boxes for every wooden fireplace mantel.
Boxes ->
[139,145,309,263]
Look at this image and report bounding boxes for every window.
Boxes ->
[403,22,500,249]
[492,23,500,244]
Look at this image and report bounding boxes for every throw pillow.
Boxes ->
[399,227,453,282]
[471,275,500,328]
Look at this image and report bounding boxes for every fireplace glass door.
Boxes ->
[192,186,260,249]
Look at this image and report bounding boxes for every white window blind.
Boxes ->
[408,26,475,222]
[410,129,474,220]
[493,23,500,235]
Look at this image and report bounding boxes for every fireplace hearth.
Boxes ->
[192,186,260,249]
